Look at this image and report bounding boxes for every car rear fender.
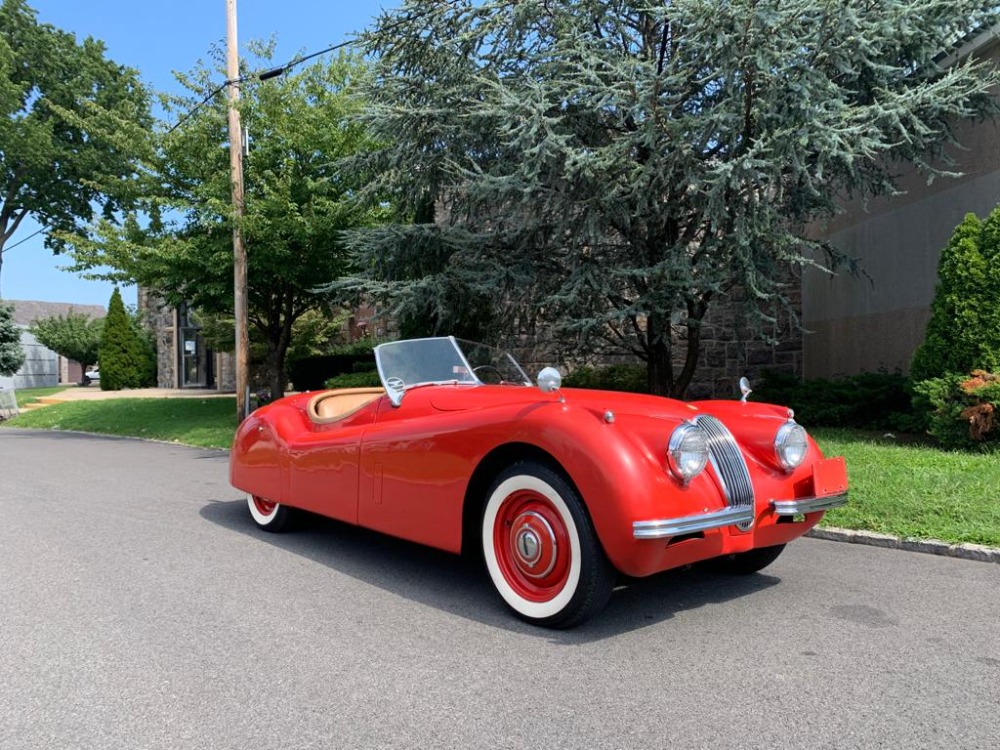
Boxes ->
[230,403,302,503]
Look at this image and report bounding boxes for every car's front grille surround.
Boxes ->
[694,415,755,530]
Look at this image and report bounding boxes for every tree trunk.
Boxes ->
[645,300,710,400]
[263,288,297,400]
[645,311,674,397]
[673,298,709,398]
[267,343,286,401]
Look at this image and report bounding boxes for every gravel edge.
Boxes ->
[807,527,1000,564]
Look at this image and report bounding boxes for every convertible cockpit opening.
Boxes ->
[307,388,385,425]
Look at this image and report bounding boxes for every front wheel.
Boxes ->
[247,493,294,533]
[707,544,786,575]
[482,462,615,629]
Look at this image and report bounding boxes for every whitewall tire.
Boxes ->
[247,493,293,533]
[482,461,614,628]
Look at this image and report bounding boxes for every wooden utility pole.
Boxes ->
[226,0,249,420]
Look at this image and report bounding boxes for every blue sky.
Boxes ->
[3,0,397,308]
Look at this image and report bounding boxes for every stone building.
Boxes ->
[139,290,236,391]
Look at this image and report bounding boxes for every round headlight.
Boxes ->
[667,423,709,484]
[775,421,808,471]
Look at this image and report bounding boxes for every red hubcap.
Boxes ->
[252,496,277,517]
[493,489,570,602]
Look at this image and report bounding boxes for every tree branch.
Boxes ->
[1,209,29,246]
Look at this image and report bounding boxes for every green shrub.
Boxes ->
[289,352,378,391]
[563,363,648,393]
[323,370,383,389]
[915,371,1000,450]
[910,211,1000,382]
[753,371,914,431]
[328,338,385,357]
[351,359,378,373]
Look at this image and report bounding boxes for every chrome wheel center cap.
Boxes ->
[515,528,541,565]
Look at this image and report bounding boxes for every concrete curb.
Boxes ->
[807,527,1000,564]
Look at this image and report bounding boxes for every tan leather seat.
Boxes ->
[307,387,385,425]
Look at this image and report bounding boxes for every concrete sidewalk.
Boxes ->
[27,385,234,408]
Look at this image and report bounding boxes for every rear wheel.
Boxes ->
[482,461,615,628]
[708,544,786,575]
[247,493,294,533]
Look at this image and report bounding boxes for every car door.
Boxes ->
[357,389,474,554]
[285,403,380,524]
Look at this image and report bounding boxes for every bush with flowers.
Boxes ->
[915,370,1000,449]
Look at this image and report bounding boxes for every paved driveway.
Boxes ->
[1,429,997,749]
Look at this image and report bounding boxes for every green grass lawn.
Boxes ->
[813,428,1000,547]
[12,386,71,408]
[3,400,998,546]
[2,397,238,449]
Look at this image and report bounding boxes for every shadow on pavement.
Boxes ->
[201,497,780,643]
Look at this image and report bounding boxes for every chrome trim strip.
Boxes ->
[771,493,849,515]
[633,506,755,539]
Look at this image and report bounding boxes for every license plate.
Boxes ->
[813,456,848,497]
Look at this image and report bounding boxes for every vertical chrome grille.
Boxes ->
[694,415,755,530]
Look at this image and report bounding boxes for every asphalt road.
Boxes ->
[1,428,998,750]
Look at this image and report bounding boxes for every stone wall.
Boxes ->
[138,290,178,389]
[505,273,803,399]
[687,278,803,399]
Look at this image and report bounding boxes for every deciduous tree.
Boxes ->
[0,0,151,294]
[68,50,382,398]
[348,0,1000,396]
[29,310,103,383]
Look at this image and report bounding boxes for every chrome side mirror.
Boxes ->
[738,376,752,404]
[537,367,562,393]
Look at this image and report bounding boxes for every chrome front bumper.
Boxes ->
[633,506,754,539]
[770,492,849,515]
[632,492,848,539]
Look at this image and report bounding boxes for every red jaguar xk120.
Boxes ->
[230,336,848,628]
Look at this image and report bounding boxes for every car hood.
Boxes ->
[427,385,791,425]
[428,385,700,421]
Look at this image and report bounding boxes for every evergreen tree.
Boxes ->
[977,206,1000,369]
[99,288,151,391]
[348,0,1000,396]
[911,210,1000,382]
[0,300,24,376]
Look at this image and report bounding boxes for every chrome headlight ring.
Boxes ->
[775,420,808,471]
[667,422,709,485]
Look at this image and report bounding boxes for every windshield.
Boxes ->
[374,336,531,405]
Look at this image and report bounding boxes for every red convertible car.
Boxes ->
[230,336,848,628]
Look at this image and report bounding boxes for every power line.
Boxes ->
[165,81,232,135]
[165,0,467,135]
[1,227,44,254]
